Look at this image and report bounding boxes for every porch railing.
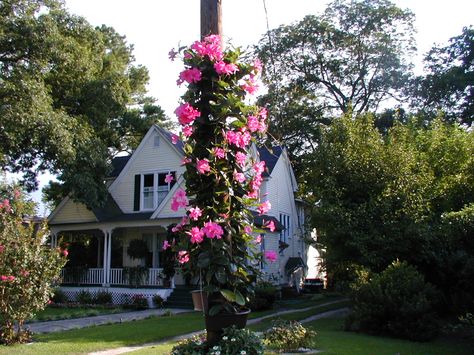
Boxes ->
[60,268,104,285]
[60,267,163,286]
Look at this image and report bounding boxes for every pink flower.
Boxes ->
[246,190,259,199]
[162,240,171,250]
[168,48,178,61]
[203,221,224,239]
[13,189,21,200]
[62,249,69,257]
[235,152,247,167]
[182,125,193,137]
[257,201,271,215]
[171,134,179,145]
[187,227,205,244]
[253,58,263,74]
[181,157,192,165]
[8,275,15,281]
[20,270,29,277]
[189,206,203,221]
[259,107,268,120]
[196,159,211,174]
[247,115,259,132]
[254,235,262,244]
[244,226,253,234]
[213,147,226,159]
[171,189,188,211]
[165,173,174,184]
[219,213,229,219]
[0,245,4,253]
[264,250,278,262]
[263,220,276,232]
[233,171,246,183]
[0,276,7,282]
[253,161,266,175]
[191,35,223,62]
[178,251,190,264]
[175,103,201,126]
[214,61,239,75]
[178,67,202,85]
[0,199,11,212]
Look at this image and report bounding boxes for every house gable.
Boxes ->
[109,125,185,214]
[48,197,98,225]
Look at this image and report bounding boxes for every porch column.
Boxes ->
[102,229,113,286]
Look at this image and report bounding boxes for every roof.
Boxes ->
[257,146,283,177]
[110,156,131,177]
[285,257,306,274]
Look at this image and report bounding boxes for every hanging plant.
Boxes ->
[127,239,148,260]
[166,35,277,316]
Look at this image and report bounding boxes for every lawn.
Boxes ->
[28,305,126,322]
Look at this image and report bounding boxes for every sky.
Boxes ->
[19,0,474,214]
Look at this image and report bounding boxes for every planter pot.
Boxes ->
[190,290,208,312]
[205,308,250,345]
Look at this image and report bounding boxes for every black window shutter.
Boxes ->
[133,174,141,211]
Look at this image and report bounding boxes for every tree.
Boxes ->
[0,0,171,208]
[255,0,415,165]
[311,113,474,312]
[411,26,474,125]
[0,182,67,344]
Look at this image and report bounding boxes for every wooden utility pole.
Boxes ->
[201,0,222,39]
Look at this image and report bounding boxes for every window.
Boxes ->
[140,171,176,210]
[279,213,291,243]
[260,234,266,270]
[153,135,160,147]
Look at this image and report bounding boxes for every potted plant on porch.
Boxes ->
[165,34,274,344]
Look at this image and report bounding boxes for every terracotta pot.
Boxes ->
[190,290,208,312]
[205,308,250,345]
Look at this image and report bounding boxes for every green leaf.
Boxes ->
[220,289,236,302]
[209,304,223,316]
[234,290,245,306]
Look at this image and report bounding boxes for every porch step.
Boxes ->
[163,287,198,310]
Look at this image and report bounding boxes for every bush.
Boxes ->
[347,260,439,341]
[51,289,68,304]
[130,294,148,310]
[0,186,67,344]
[94,290,112,304]
[264,319,316,351]
[76,290,93,305]
[171,327,264,354]
[152,294,164,308]
[249,281,277,311]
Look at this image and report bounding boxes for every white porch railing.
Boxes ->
[61,268,164,286]
[60,268,104,285]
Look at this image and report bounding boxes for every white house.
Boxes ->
[48,125,311,302]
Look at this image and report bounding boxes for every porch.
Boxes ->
[60,267,171,287]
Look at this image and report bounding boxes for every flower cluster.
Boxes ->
[168,35,276,310]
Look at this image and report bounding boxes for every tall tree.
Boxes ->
[255,0,415,167]
[0,0,171,208]
[411,26,474,125]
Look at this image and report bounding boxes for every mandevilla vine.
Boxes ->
[166,35,275,314]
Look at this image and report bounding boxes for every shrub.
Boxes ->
[76,290,93,305]
[152,294,164,308]
[171,327,264,354]
[0,186,67,344]
[264,319,316,351]
[347,260,439,341]
[131,294,148,310]
[51,288,68,304]
[94,290,112,304]
[249,281,277,311]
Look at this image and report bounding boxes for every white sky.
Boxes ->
[20,0,474,213]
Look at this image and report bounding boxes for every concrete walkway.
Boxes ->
[88,300,349,355]
[26,308,191,334]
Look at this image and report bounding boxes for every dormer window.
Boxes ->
[134,171,176,211]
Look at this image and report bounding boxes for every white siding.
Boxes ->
[110,129,185,213]
[49,199,97,224]
[156,180,187,219]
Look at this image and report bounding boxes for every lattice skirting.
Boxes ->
[59,286,173,307]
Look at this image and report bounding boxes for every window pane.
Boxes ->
[143,174,154,209]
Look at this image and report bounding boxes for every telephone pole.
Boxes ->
[201,0,222,39]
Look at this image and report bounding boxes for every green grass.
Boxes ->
[0,312,204,354]
[28,306,125,322]
[302,316,474,355]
